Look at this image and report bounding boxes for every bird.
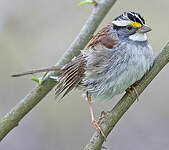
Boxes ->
[12,11,154,138]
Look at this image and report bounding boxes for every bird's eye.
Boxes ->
[126,26,133,31]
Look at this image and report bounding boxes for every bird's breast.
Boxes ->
[80,42,154,101]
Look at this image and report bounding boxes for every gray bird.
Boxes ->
[12,11,154,138]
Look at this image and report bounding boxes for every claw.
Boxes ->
[97,116,103,125]
[97,111,105,124]
[126,85,139,101]
[131,85,139,101]
[126,88,132,97]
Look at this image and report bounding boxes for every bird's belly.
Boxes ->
[82,55,152,102]
[80,43,154,102]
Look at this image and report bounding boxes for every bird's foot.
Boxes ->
[131,85,139,101]
[97,111,105,124]
[126,85,139,101]
[87,92,105,139]
[91,120,105,138]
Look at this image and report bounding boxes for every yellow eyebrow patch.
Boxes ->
[130,22,142,27]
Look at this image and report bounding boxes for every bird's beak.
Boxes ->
[137,25,152,33]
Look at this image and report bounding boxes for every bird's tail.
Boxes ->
[11,66,62,77]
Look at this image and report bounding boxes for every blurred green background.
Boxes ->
[0,0,169,149]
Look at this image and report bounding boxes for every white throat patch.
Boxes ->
[129,33,147,41]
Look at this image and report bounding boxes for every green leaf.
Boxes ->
[31,72,48,87]
[31,77,40,84]
[78,0,96,7]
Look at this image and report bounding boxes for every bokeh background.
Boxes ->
[0,0,169,149]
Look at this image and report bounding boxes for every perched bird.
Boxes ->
[12,11,154,138]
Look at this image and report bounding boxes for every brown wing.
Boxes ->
[87,23,118,49]
[55,55,87,99]
[55,23,118,99]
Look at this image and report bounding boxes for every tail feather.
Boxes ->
[11,66,61,77]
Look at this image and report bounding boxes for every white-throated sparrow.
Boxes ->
[12,11,154,138]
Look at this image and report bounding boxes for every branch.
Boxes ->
[84,41,169,150]
[0,0,117,142]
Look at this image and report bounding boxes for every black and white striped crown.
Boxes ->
[112,11,145,27]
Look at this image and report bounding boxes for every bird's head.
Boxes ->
[112,11,151,41]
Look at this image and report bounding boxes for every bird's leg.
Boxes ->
[86,92,105,138]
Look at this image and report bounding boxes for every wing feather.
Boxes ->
[55,24,118,100]
[55,55,87,99]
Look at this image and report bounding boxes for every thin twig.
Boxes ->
[0,0,117,142]
[84,41,169,150]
